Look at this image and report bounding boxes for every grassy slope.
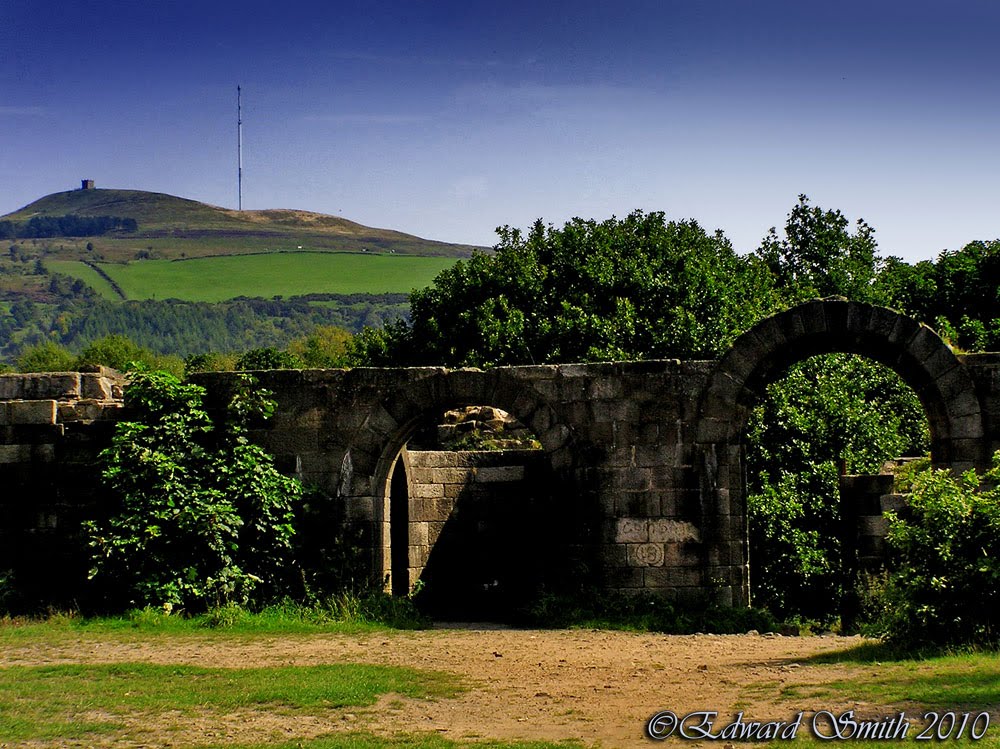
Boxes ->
[50,253,459,302]
[3,188,483,260]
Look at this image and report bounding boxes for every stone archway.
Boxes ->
[339,367,579,594]
[694,298,987,605]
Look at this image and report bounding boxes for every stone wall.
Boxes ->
[0,369,123,607]
[3,301,1000,611]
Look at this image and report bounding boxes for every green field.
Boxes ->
[47,252,459,302]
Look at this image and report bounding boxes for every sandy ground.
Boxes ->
[1,626,925,748]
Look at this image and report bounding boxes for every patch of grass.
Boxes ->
[0,662,460,743]
[51,252,458,301]
[790,648,1000,710]
[0,597,428,644]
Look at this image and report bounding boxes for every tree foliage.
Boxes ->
[873,458,1000,647]
[85,370,301,610]
[0,214,137,240]
[746,354,929,619]
[757,194,879,303]
[352,210,775,366]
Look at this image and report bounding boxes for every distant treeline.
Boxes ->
[0,214,138,239]
[2,293,408,360]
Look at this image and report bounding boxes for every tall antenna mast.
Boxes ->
[237,85,243,211]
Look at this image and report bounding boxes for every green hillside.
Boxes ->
[0,185,480,363]
[47,253,459,302]
[2,187,482,261]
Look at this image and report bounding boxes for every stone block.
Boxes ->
[360,404,399,438]
[426,521,446,545]
[539,423,571,451]
[627,542,665,567]
[437,467,478,484]
[408,522,429,546]
[880,494,908,513]
[587,378,623,400]
[410,482,445,498]
[950,412,985,439]
[1,400,57,426]
[0,444,32,463]
[858,515,889,536]
[609,467,651,492]
[796,301,829,337]
[606,566,644,589]
[0,374,81,401]
[407,545,430,568]
[888,313,922,349]
[615,491,660,517]
[443,483,469,499]
[32,443,56,463]
[80,375,115,401]
[343,496,375,522]
[474,465,525,482]
[614,517,649,543]
[599,543,627,566]
[410,497,455,522]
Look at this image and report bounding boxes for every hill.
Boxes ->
[0,186,482,363]
[2,187,482,260]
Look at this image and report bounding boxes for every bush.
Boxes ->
[85,370,302,611]
[16,340,76,372]
[871,456,1000,647]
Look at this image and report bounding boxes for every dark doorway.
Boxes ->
[389,457,410,597]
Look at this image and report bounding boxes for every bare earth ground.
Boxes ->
[0,627,938,748]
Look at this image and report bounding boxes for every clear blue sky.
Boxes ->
[3,0,998,261]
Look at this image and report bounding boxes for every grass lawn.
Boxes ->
[46,252,459,302]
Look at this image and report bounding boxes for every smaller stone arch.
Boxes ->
[336,367,579,593]
[693,298,986,605]
[697,298,985,467]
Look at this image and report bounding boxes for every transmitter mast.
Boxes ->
[237,85,243,211]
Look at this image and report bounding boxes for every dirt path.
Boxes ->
[3,627,894,747]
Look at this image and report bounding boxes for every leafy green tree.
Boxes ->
[85,370,301,610]
[287,325,352,367]
[353,210,775,366]
[873,457,1000,647]
[758,194,879,303]
[76,334,185,377]
[16,340,76,372]
[184,351,238,375]
[879,240,1000,351]
[746,354,929,620]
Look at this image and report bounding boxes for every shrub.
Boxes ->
[85,370,301,611]
[872,456,1000,647]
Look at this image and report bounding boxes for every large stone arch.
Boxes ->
[694,298,986,605]
[334,367,579,588]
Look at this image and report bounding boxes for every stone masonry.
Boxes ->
[2,300,1000,608]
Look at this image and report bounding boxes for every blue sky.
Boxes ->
[2,0,998,261]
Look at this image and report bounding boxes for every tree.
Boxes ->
[76,334,185,377]
[85,370,301,610]
[352,210,775,366]
[287,325,352,367]
[758,195,879,303]
[874,457,1000,647]
[745,354,928,620]
[17,340,76,372]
